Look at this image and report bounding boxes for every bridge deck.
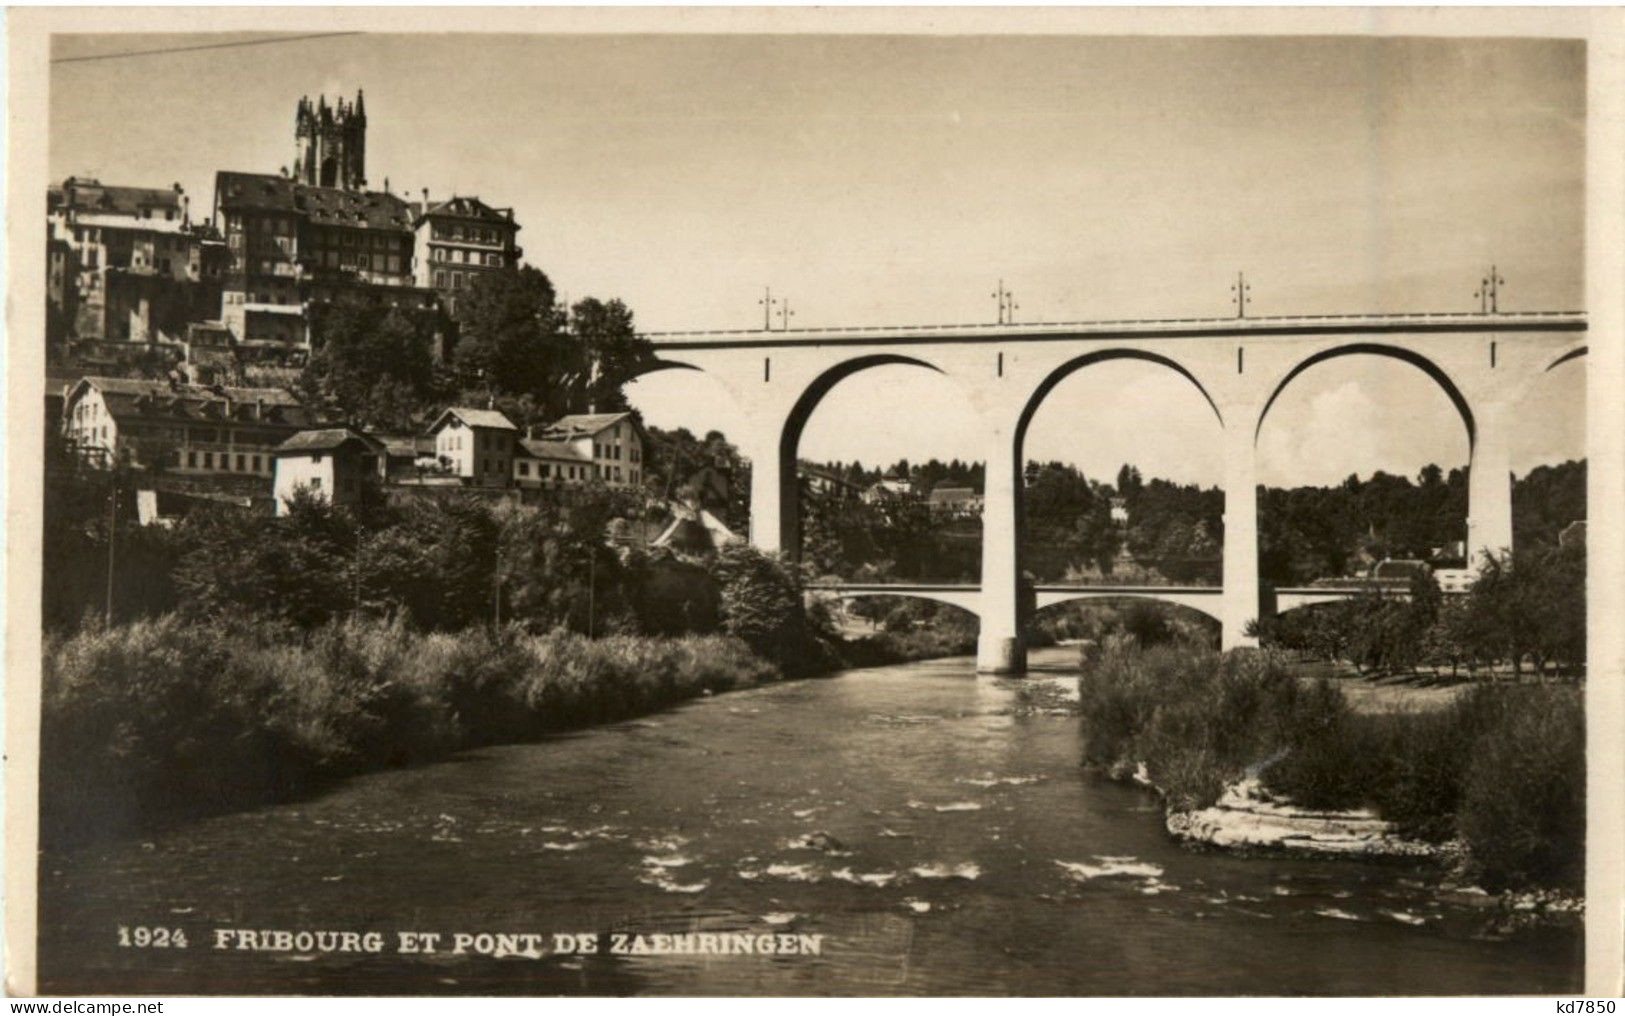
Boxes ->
[647,310,1584,346]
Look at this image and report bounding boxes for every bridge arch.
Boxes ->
[1031,588,1223,623]
[776,353,950,560]
[808,584,984,618]
[1015,348,1224,451]
[1546,344,1587,373]
[1254,343,1476,450]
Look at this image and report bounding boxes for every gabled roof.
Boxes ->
[417,196,519,228]
[66,376,316,428]
[275,428,386,455]
[541,412,636,440]
[424,406,518,434]
[214,171,414,232]
[518,438,589,462]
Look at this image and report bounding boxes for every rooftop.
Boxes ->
[418,196,519,228]
[543,411,635,438]
[215,171,414,231]
[427,406,518,432]
[519,438,589,462]
[276,428,385,454]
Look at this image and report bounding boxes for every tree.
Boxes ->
[453,268,655,420]
[710,543,810,666]
[301,303,438,430]
[454,265,565,401]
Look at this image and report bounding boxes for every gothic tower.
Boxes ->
[294,90,367,190]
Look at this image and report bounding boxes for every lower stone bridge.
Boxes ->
[805,581,1436,628]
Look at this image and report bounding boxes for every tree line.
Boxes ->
[1252,542,1585,677]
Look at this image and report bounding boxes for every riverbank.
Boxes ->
[1074,640,1585,904]
[40,613,973,847]
[41,643,1582,995]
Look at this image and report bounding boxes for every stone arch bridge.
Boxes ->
[642,312,1586,674]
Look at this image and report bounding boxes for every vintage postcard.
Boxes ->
[6,7,1623,998]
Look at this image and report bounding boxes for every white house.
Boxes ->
[272,428,387,515]
[536,411,645,488]
[424,406,518,486]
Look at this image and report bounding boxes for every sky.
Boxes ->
[50,32,1586,486]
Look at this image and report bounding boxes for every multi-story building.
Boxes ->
[46,177,227,344]
[61,376,320,478]
[536,412,645,488]
[412,195,522,319]
[424,406,519,486]
[213,91,444,355]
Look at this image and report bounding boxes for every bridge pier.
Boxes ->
[977,425,1027,674]
[1220,420,1260,650]
[1467,402,1514,565]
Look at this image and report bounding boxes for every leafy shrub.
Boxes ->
[40,616,779,846]
[1456,685,1585,891]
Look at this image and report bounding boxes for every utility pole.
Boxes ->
[991,280,1017,324]
[1475,265,1505,314]
[1231,272,1251,319]
[104,475,117,626]
[778,298,795,331]
[758,287,778,331]
[586,548,596,638]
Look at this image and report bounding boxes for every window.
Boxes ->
[311,453,320,462]
[518,462,529,477]
[311,477,322,489]
[203,452,213,468]
[236,454,246,471]
[435,270,446,287]
[541,464,552,478]
[187,451,197,468]
[252,455,261,471]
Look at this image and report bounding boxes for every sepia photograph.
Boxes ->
[5,9,1623,999]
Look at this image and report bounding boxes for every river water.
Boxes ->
[38,647,1581,995]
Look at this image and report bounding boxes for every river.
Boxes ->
[37,647,1581,995]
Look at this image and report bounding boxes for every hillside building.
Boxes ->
[62,376,318,477]
[535,412,645,488]
[272,428,387,514]
[424,406,519,486]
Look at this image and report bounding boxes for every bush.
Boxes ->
[40,616,779,846]
[1077,640,1586,891]
[1456,685,1585,891]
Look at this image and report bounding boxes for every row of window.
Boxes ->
[430,248,504,266]
[514,460,640,485]
[183,449,270,474]
[593,441,640,462]
[431,223,507,244]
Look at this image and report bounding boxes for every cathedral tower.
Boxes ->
[294,90,367,190]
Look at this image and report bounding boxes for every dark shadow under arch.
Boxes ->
[1255,343,1477,451]
[1033,592,1222,624]
[778,354,946,559]
[1546,345,1587,372]
[629,358,704,379]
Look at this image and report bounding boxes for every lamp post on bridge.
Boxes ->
[758,287,778,331]
[1231,272,1251,319]
[1475,265,1505,314]
[991,280,1018,324]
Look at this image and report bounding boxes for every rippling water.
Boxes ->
[38,648,1581,995]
